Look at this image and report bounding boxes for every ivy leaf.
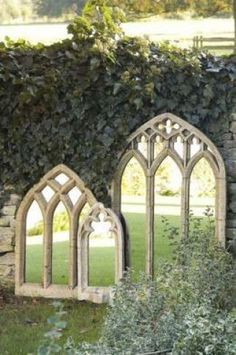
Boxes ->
[90,57,100,70]
[113,82,122,95]
[133,98,143,110]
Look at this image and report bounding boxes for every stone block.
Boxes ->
[10,218,16,228]
[230,113,236,121]
[229,201,236,213]
[226,219,236,228]
[225,148,236,160]
[225,160,236,180]
[1,205,17,216]
[223,141,236,149]
[0,252,15,282]
[221,133,233,140]
[0,217,10,227]
[0,252,15,265]
[230,121,236,133]
[0,228,15,252]
[4,194,22,206]
[0,264,14,280]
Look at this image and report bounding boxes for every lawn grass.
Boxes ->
[26,213,180,285]
[0,296,106,355]
[1,213,210,354]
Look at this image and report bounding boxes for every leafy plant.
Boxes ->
[37,215,236,354]
[38,301,67,355]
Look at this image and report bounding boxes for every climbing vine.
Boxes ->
[0,2,235,203]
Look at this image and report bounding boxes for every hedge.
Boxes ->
[0,4,236,205]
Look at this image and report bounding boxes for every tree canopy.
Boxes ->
[0,0,234,22]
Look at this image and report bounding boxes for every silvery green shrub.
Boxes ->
[37,214,236,355]
[172,304,236,355]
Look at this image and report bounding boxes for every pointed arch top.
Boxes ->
[16,164,97,219]
[127,112,225,176]
[112,112,226,249]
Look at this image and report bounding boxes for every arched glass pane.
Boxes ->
[52,202,69,284]
[154,157,181,271]
[25,201,44,283]
[54,173,70,185]
[89,213,115,287]
[189,158,215,232]
[121,157,146,279]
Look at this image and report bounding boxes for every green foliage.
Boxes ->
[94,218,236,352]
[37,216,236,354]
[0,0,34,22]
[27,220,44,236]
[0,298,105,354]
[38,301,67,355]
[27,212,69,236]
[35,0,234,19]
[0,5,235,206]
[172,305,236,354]
[190,158,215,197]
[67,0,125,42]
[192,0,232,17]
[35,0,84,17]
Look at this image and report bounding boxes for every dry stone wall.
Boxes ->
[201,112,236,256]
[0,190,21,285]
[224,113,236,256]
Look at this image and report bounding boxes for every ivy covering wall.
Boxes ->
[0,3,236,206]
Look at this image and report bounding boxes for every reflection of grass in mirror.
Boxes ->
[26,243,43,283]
[26,212,213,285]
[89,247,115,287]
[26,213,182,285]
[26,242,115,286]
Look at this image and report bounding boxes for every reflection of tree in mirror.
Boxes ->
[191,158,215,197]
[155,157,182,197]
[122,158,145,196]
[121,156,181,197]
[0,0,34,22]
[26,200,43,282]
[122,156,215,198]
[28,202,91,236]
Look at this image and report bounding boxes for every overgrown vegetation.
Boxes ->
[0,1,235,207]
[36,213,236,354]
